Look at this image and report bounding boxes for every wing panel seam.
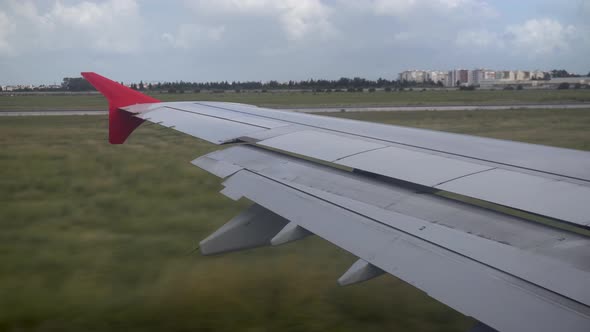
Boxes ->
[194,102,589,183]
[433,167,497,187]
[333,145,390,161]
[163,105,271,130]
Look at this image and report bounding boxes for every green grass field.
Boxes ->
[1,88,590,110]
[1,108,589,332]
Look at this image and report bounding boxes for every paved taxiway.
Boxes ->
[1,103,589,116]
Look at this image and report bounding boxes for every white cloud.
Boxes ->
[4,0,144,55]
[162,24,225,49]
[335,0,498,50]
[183,0,335,40]
[456,18,582,56]
[372,0,418,16]
[455,29,503,49]
[369,0,497,18]
[2,1,589,84]
[0,12,16,56]
[505,18,577,55]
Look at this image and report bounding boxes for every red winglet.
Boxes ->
[81,72,160,144]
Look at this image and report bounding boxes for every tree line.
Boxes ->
[5,76,444,93]
[550,69,586,78]
[2,69,588,92]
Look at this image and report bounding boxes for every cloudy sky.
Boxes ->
[0,0,589,84]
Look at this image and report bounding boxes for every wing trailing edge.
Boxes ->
[193,145,590,332]
[81,72,160,144]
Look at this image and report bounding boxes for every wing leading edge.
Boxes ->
[83,72,590,332]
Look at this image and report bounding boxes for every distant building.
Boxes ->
[447,69,469,87]
[398,70,450,85]
[469,69,502,86]
[531,70,549,80]
[515,71,531,81]
[469,69,480,86]
[399,70,428,83]
[428,71,448,85]
[495,70,515,80]
[399,68,582,89]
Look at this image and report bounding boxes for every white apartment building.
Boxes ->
[447,69,469,87]
[531,70,548,80]
[515,71,531,81]
[468,69,498,86]
[399,70,450,85]
[399,70,428,83]
[428,71,448,85]
[495,71,516,80]
[399,68,556,88]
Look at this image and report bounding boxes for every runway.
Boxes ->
[286,103,590,113]
[1,103,589,116]
[0,110,108,116]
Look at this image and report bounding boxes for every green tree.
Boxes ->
[61,77,95,91]
[551,69,580,78]
[139,81,145,90]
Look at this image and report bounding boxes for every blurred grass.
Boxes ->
[1,108,589,332]
[1,88,590,110]
[328,108,590,150]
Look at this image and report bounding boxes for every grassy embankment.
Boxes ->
[1,89,590,110]
[1,108,589,331]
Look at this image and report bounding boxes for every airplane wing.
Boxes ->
[82,72,590,332]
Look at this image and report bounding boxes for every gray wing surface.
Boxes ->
[122,101,590,332]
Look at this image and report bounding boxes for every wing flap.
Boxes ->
[219,168,590,332]
[194,146,590,307]
[336,145,495,186]
[254,128,590,227]
[193,101,590,182]
[259,130,386,161]
[437,169,590,226]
